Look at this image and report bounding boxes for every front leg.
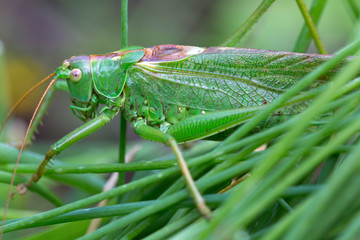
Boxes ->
[132,118,212,219]
[26,80,69,146]
[22,108,118,191]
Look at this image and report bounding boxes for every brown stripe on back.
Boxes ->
[141,45,205,62]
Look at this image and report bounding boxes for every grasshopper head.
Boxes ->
[55,55,98,121]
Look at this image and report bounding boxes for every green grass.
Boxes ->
[1,1,360,239]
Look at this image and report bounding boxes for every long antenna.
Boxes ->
[0,73,55,133]
[0,77,57,239]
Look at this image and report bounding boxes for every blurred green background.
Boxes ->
[0,0,355,143]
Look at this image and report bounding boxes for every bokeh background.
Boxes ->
[0,0,356,143]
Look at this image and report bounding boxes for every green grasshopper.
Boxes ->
[4,44,353,219]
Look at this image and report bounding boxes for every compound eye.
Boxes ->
[70,69,82,82]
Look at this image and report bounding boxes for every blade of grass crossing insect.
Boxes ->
[246,94,360,239]
[203,84,360,181]
[205,95,360,239]
[236,48,360,215]
[220,0,276,47]
[211,77,360,179]
[295,0,327,54]
[216,39,360,150]
[201,48,360,239]
[293,0,327,53]
[254,93,360,200]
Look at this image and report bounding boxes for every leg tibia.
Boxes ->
[26,80,69,145]
[168,138,212,219]
[25,108,117,188]
[26,149,56,187]
[132,119,212,218]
